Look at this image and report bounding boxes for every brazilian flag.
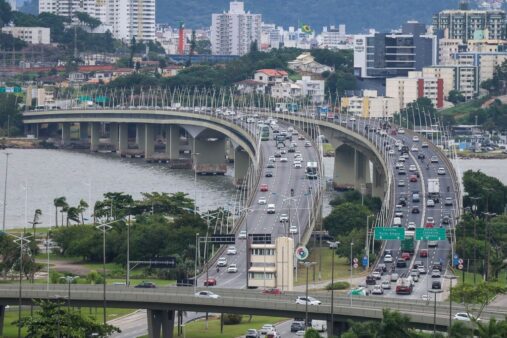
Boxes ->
[301,23,313,34]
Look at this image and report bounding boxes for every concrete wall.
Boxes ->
[194,138,227,174]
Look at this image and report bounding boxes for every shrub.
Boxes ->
[222,313,243,325]
[326,281,350,290]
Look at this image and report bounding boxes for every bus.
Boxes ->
[306,162,318,179]
[259,124,270,141]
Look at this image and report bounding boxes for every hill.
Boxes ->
[157,0,458,32]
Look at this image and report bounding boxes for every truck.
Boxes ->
[395,275,414,295]
[400,235,414,253]
[427,178,440,203]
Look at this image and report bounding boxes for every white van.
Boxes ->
[311,320,327,332]
[393,217,402,227]
[267,204,276,214]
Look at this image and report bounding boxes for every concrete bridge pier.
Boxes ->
[234,147,250,186]
[327,319,349,337]
[372,168,386,199]
[109,123,119,151]
[165,125,180,160]
[61,122,71,145]
[145,124,155,159]
[355,151,371,193]
[194,138,227,174]
[79,122,89,142]
[333,144,356,190]
[0,305,4,336]
[136,124,146,155]
[118,123,129,156]
[147,309,174,338]
[90,122,100,152]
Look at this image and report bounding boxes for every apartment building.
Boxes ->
[1,27,51,45]
[341,90,398,118]
[422,65,478,100]
[211,1,261,56]
[386,71,444,110]
[452,51,507,85]
[296,76,325,104]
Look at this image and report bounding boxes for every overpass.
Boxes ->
[3,284,506,337]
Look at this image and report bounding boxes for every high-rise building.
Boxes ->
[7,0,16,10]
[39,0,105,20]
[432,8,507,43]
[354,21,437,79]
[211,1,261,56]
[386,71,444,110]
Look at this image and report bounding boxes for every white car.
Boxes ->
[294,162,302,169]
[422,142,429,148]
[445,197,453,206]
[195,291,220,299]
[372,285,384,295]
[227,264,238,273]
[417,266,426,274]
[304,141,312,147]
[388,149,395,155]
[269,156,276,162]
[384,254,393,263]
[409,164,416,172]
[279,214,289,222]
[381,281,391,289]
[407,222,416,231]
[280,157,288,162]
[258,197,267,205]
[437,167,446,175]
[260,324,275,335]
[372,271,382,279]
[430,156,439,163]
[412,135,420,142]
[289,225,298,234]
[411,146,419,152]
[295,296,321,305]
[226,246,237,255]
[427,199,435,208]
[398,128,405,134]
[398,180,405,187]
[453,312,480,322]
[238,230,247,239]
[217,257,227,267]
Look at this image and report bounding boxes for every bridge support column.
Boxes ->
[165,125,179,159]
[79,122,88,142]
[110,123,119,151]
[61,123,71,145]
[372,168,385,199]
[194,138,227,174]
[234,147,250,186]
[145,124,155,159]
[355,151,371,194]
[0,305,5,337]
[327,319,348,337]
[147,309,174,338]
[90,123,100,152]
[136,124,146,154]
[118,123,128,156]
[333,144,356,190]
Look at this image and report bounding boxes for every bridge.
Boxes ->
[14,98,464,336]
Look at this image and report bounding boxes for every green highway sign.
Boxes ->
[374,227,405,240]
[415,228,446,241]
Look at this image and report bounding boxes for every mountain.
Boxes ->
[157,0,459,32]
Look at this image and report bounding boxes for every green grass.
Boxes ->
[455,271,507,287]
[138,315,288,338]
[440,98,487,124]
[323,143,334,154]
[294,247,365,286]
[2,307,135,338]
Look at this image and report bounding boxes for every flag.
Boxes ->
[301,23,313,34]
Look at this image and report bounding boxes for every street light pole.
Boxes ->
[193,152,200,213]
[444,274,457,331]
[428,289,443,336]
[299,261,316,331]
[350,242,354,305]
[328,241,339,337]
[2,152,11,232]
[194,233,199,293]
[365,214,374,271]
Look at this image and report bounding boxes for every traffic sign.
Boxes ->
[415,228,446,241]
[353,258,358,263]
[209,234,235,244]
[362,256,368,267]
[458,258,464,264]
[458,264,464,270]
[295,246,309,261]
[374,227,405,240]
[353,263,358,269]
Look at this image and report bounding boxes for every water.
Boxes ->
[0,149,237,229]
[457,158,507,185]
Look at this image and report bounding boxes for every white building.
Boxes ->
[1,27,51,45]
[288,53,333,75]
[340,90,398,118]
[296,76,325,103]
[39,0,107,21]
[386,71,444,110]
[452,52,507,85]
[318,25,352,50]
[422,65,478,100]
[211,1,261,56]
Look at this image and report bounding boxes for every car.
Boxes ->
[288,147,295,153]
[203,278,217,286]
[304,141,312,147]
[432,281,441,289]
[295,296,321,305]
[265,171,273,177]
[260,184,268,192]
[274,152,281,158]
[401,252,411,260]
[431,269,441,278]
[398,156,406,162]
[294,162,302,169]
[396,259,407,268]
[395,162,404,169]
[427,199,435,208]
[412,192,420,202]
[411,206,420,214]
[269,156,276,162]
[227,264,238,273]
[290,321,306,332]
[372,270,382,279]
[411,146,419,152]
[134,281,156,288]
[298,135,305,140]
[428,240,438,247]
[217,257,227,267]
[349,116,356,121]
[430,156,439,163]
[279,214,289,222]
[398,169,406,175]
[453,312,480,322]
[409,164,416,172]
[260,324,275,335]
[398,180,406,187]
[280,157,288,162]
[226,246,237,255]
[422,142,429,148]
[384,254,393,263]
[289,225,298,234]
[267,163,275,169]
[246,329,260,338]
[418,266,427,274]
[390,273,399,282]
[443,215,451,224]
[377,263,387,272]
[372,285,384,295]
[238,230,247,239]
[445,197,453,206]
[427,216,435,225]
[295,330,305,336]
[262,288,282,295]
[388,149,395,155]
[258,197,267,205]
[407,222,416,231]
[366,275,377,285]
[420,249,428,257]
[384,249,393,256]
[409,175,418,182]
[412,136,420,142]
[437,167,446,175]
[410,270,420,282]
[267,204,276,214]
[398,128,405,134]
[195,290,220,299]
[418,153,425,160]
[381,280,391,289]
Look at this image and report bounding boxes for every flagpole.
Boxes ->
[296,18,300,48]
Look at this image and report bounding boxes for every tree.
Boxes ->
[195,40,211,54]
[304,328,321,338]
[451,282,506,320]
[74,11,101,29]
[53,196,68,227]
[77,199,89,224]
[448,320,472,338]
[222,313,242,325]
[323,202,372,237]
[0,0,12,27]
[0,93,24,136]
[30,209,42,239]
[16,299,120,337]
[449,90,466,105]
[475,317,507,338]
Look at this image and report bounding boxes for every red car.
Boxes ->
[420,249,428,257]
[409,175,418,182]
[262,288,282,295]
[425,223,434,228]
[204,278,216,286]
[260,184,268,192]
[401,252,411,260]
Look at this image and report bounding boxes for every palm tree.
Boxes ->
[77,199,89,224]
[53,197,68,227]
[475,317,507,338]
[65,206,80,226]
[377,309,413,338]
[449,320,472,338]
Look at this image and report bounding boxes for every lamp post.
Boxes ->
[365,214,374,271]
[194,232,199,293]
[470,196,481,284]
[350,241,354,305]
[444,274,457,330]
[328,241,339,337]
[2,152,11,232]
[192,152,200,213]
[59,276,78,312]
[428,289,443,336]
[299,261,316,330]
